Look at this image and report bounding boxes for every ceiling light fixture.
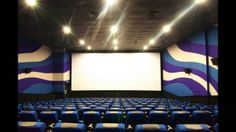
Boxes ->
[105,0,117,6]
[149,39,155,45]
[143,45,148,50]
[111,25,118,34]
[162,24,171,33]
[79,39,85,45]
[114,46,118,50]
[194,0,207,4]
[87,46,92,50]
[25,0,37,8]
[113,39,118,45]
[62,26,71,34]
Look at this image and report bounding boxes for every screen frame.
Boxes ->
[68,50,164,94]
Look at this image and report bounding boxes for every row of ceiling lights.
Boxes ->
[24,0,207,51]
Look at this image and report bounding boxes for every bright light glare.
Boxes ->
[87,46,92,50]
[63,26,71,34]
[162,25,171,33]
[25,0,37,7]
[114,46,118,50]
[105,0,117,6]
[143,45,148,50]
[149,39,155,45]
[79,39,85,45]
[111,25,118,33]
[194,0,207,4]
[113,39,118,45]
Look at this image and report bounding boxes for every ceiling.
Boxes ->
[18,0,218,51]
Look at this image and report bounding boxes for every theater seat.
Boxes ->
[53,123,86,132]
[148,111,169,124]
[61,111,79,123]
[83,111,101,126]
[170,111,191,126]
[95,123,125,132]
[192,110,213,125]
[19,111,39,121]
[39,111,58,125]
[104,111,124,123]
[175,124,210,132]
[135,124,168,132]
[127,111,146,128]
[214,123,218,132]
[18,121,46,132]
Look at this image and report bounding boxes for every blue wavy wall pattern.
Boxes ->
[162,27,218,96]
[18,39,70,94]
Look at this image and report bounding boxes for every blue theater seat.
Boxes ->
[192,110,213,125]
[135,124,168,132]
[95,123,125,132]
[127,111,146,128]
[18,121,46,132]
[148,111,169,124]
[64,107,77,111]
[104,111,124,123]
[50,107,63,118]
[93,107,106,113]
[61,111,79,123]
[19,111,39,121]
[53,123,86,132]
[124,107,136,112]
[110,107,122,111]
[39,111,58,125]
[170,111,191,126]
[140,107,152,113]
[214,123,218,132]
[83,111,101,126]
[175,124,210,132]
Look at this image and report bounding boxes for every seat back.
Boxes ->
[127,111,145,128]
[83,111,101,126]
[61,111,79,123]
[53,123,86,132]
[104,111,124,123]
[170,111,191,126]
[135,124,168,132]
[95,123,125,132]
[18,121,46,132]
[192,110,213,125]
[148,111,169,124]
[19,111,39,121]
[39,111,58,125]
[175,124,210,132]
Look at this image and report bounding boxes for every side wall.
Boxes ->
[18,38,70,94]
[162,27,218,96]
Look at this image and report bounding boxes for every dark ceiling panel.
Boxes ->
[19,0,218,51]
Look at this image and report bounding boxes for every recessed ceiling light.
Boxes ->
[149,39,155,45]
[79,39,85,45]
[194,0,207,4]
[162,24,171,33]
[143,45,148,50]
[63,26,71,34]
[114,46,118,50]
[87,46,91,50]
[25,0,37,7]
[113,39,118,45]
[105,0,117,6]
[111,25,118,34]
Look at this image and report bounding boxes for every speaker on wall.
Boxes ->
[184,68,192,74]
[211,57,218,65]
[24,68,32,74]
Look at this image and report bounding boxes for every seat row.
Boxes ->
[19,110,218,127]
[18,122,218,132]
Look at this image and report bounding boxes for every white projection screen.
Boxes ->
[71,53,161,91]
